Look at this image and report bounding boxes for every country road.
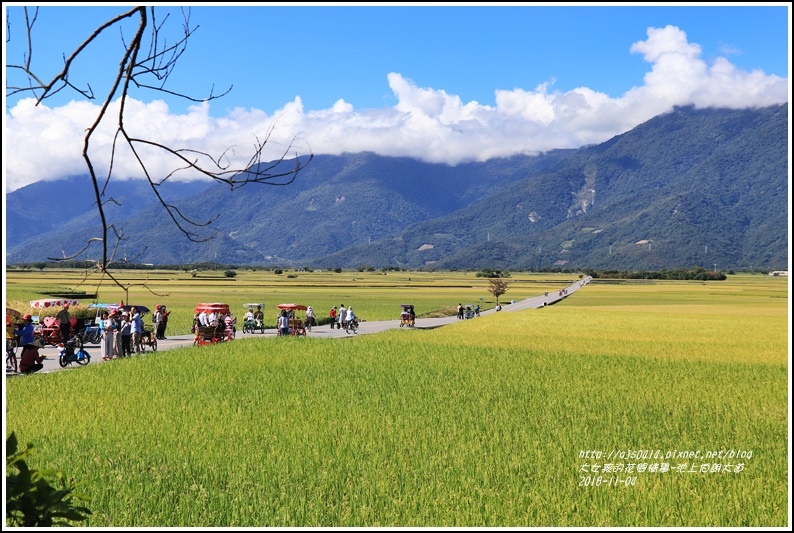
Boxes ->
[7,277,591,376]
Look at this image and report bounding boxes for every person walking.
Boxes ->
[56,304,71,343]
[457,303,464,320]
[337,304,347,331]
[329,306,337,329]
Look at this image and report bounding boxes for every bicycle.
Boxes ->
[58,336,91,368]
[6,337,19,372]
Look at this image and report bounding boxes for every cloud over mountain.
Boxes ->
[5,25,787,192]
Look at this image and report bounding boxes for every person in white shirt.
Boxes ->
[305,306,315,332]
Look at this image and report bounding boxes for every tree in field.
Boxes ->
[5,6,312,296]
[487,277,510,306]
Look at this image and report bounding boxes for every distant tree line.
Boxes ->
[9,263,771,280]
[583,267,728,281]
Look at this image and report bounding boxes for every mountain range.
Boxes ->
[5,103,789,271]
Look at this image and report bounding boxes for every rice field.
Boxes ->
[4,271,790,526]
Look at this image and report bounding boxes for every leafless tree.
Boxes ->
[6,6,312,296]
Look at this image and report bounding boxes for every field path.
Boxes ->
[10,277,591,376]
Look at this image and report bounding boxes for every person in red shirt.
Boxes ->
[19,343,46,373]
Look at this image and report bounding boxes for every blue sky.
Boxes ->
[3,3,791,192]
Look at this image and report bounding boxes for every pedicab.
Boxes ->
[6,308,22,372]
[399,304,415,327]
[275,304,307,336]
[193,303,232,345]
[29,298,80,346]
[242,303,266,334]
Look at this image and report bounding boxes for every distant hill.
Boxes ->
[312,104,789,271]
[4,176,202,250]
[5,104,788,271]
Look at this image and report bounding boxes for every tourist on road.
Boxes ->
[131,307,144,354]
[18,336,46,374]
[305,306,315,332]
[15,314,46,373]
[100,311,115,361]
[56,304,71,343]
[120,312,132,357]
[278,310,290,336]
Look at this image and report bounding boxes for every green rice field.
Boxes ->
[4,270,790,526]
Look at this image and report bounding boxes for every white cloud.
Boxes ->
[4,25,788,192]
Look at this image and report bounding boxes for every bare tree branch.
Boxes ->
[6,5,313,297]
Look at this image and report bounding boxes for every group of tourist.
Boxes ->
[98,306,145,360]
[327,304,358,333]
[193,308,237,336]
[456,303,480,319]
[153,305,171,340]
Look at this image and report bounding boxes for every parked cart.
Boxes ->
[275,303,308,336]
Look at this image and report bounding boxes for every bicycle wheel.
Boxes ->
[6,342,17,372]
[76,350,91,365]
[58,354,70,368]
[151,338,157,352]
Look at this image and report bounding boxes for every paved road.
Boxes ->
[7,277,591,376]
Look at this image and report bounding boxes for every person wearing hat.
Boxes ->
[110,309,122,359]
[55,304,71,344]
[13,314,35,347]
[15,314,46,374]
